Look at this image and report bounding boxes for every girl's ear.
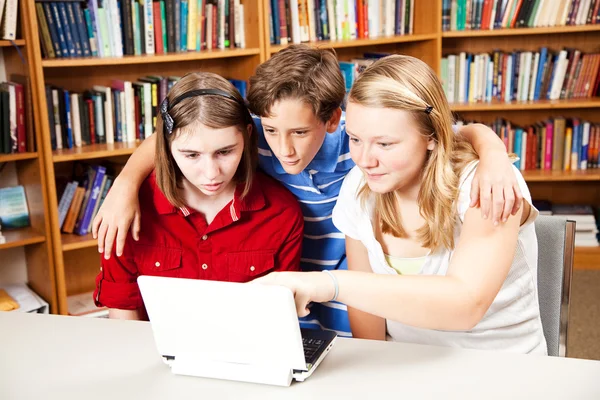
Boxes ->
[427,137,436,151]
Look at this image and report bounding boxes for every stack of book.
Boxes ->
[441,48,600,104]
[57,162,120,236]
[268,0,415,45]
[35,0,247,59]
[552,204,599,247]
[442,0,600,32]
[0,78,36,154]
[455,117,600,171]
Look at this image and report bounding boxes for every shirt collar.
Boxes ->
[271,111,345,175]
[150,171,265,218]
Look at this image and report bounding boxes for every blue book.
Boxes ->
[534,47,548,101]
[181,0,188,52]
[76,166,107,236]
[57,3,77,57]
[64,90,74,149]
[514,128,523,170]
[49,2,69,57]
[65,2,83,57]
[87,0,102,57]
[42,3,63,58]
[73,3,92,57]
[58,181,78,228]
[270,0,280,44]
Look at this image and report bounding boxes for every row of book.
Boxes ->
[441,48,600,104]
[455,117,600,171]
[56,162,123,236]
[535,202,599,246]
[0,79,35,154]
[442,0,600,32]
[268,0,414,45]
[0,0,18,40]
[45,75,247,150]
[36,0,247,60]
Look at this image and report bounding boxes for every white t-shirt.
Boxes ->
[332,162,548,355]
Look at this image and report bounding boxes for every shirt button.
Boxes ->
[202,263,208,270]
[250,266,255,272]
[202,235,208,240]
[155,262,161,267]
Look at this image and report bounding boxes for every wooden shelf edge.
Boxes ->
[450,99,600,112]
[523,169,600,182]
[0,152,38,162]
[269,33,438,53]
[61,233,97,252]
[442,24,600,38]
[0,228,46,250]
[0,39,26,47]
[41,48,261,67]
[52,142,141,163]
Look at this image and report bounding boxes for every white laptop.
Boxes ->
[137,275,337,386]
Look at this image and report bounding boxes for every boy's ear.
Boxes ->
[326,107,343,133]
[246,123,253,136]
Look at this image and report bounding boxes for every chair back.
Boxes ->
[535,215,575,357]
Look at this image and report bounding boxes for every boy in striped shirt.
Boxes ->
[94,45,523,337]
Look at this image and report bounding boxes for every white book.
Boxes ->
[93,85,114,144]
[559,0,571,25]
[409,0,415,34]
[218,0,225,49]
[349,0,357,39]
[307,0,316,41]
[517,52,525,101]
[458,52,466,103]
[529,52,540,101]
[447,55,456,103]
[577,0,591,25]
[326,0,335,41]
[70,93,82,147]
[144,0,155,54]
[489,0,498,30]
[451,0,458,31]
[187,0,197,50]
[291,0,302,43]
[239,4,245,48]
[486,57,494,102]
[385,0,393,36]
[473,55,480,102]
[143,82,152,139]
[481,54,489,102]
[550,50,568,100]
[0,0,7,29]
[126,82,136,142]
[533,0,545,27]
[368,0,378,39]
[581,122,590,170]
[0,0,17,40]
[521,52,532,102]
[505,54,513,103]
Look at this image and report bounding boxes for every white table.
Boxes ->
[1,312,600,399]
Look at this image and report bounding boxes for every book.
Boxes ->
[0,186,30,229]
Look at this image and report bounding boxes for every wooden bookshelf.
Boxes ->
[575,246,600,270]
[523,169,600,182]
[442,24,600,38]
[52,142,141,163]
[451,98,600,112]
[14,0,600,317]
[0,0,58,312]
[24,0,267,314]
[0,152,38,163]
[61,234,97,252]
[0,39,25,47]
[0,227,46,250]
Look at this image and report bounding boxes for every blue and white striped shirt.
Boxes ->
[255,113,354,337]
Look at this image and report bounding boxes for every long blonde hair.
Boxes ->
[349,55,477,250]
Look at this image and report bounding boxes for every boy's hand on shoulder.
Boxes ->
[470,149,523,226]
[92,176,141,259]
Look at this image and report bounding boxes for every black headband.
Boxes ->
[159,88,250,135]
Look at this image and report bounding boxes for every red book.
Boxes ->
[153,1,164,54]
[86,99,95,145]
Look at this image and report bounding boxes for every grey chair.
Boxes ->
[534,215,575,357]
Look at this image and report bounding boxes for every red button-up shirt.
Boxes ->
[94,171,303,310]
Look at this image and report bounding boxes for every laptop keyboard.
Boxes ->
[302,337,324,366]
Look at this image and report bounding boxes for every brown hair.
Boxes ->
[350,55,478,251]
[155,72,258,207]
[247,44,346,123]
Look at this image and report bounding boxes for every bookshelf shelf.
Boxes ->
[41,48,262,68]
[523,169,600,182]
[0,152,38,163]
[0,40,25,47]
[61,233,96,252]
[0,227,46,250]
[442,24,600,38]
[269,33,439,53]
[574,246,600,270]
[52,142,141,163]
[450,98,600,112]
